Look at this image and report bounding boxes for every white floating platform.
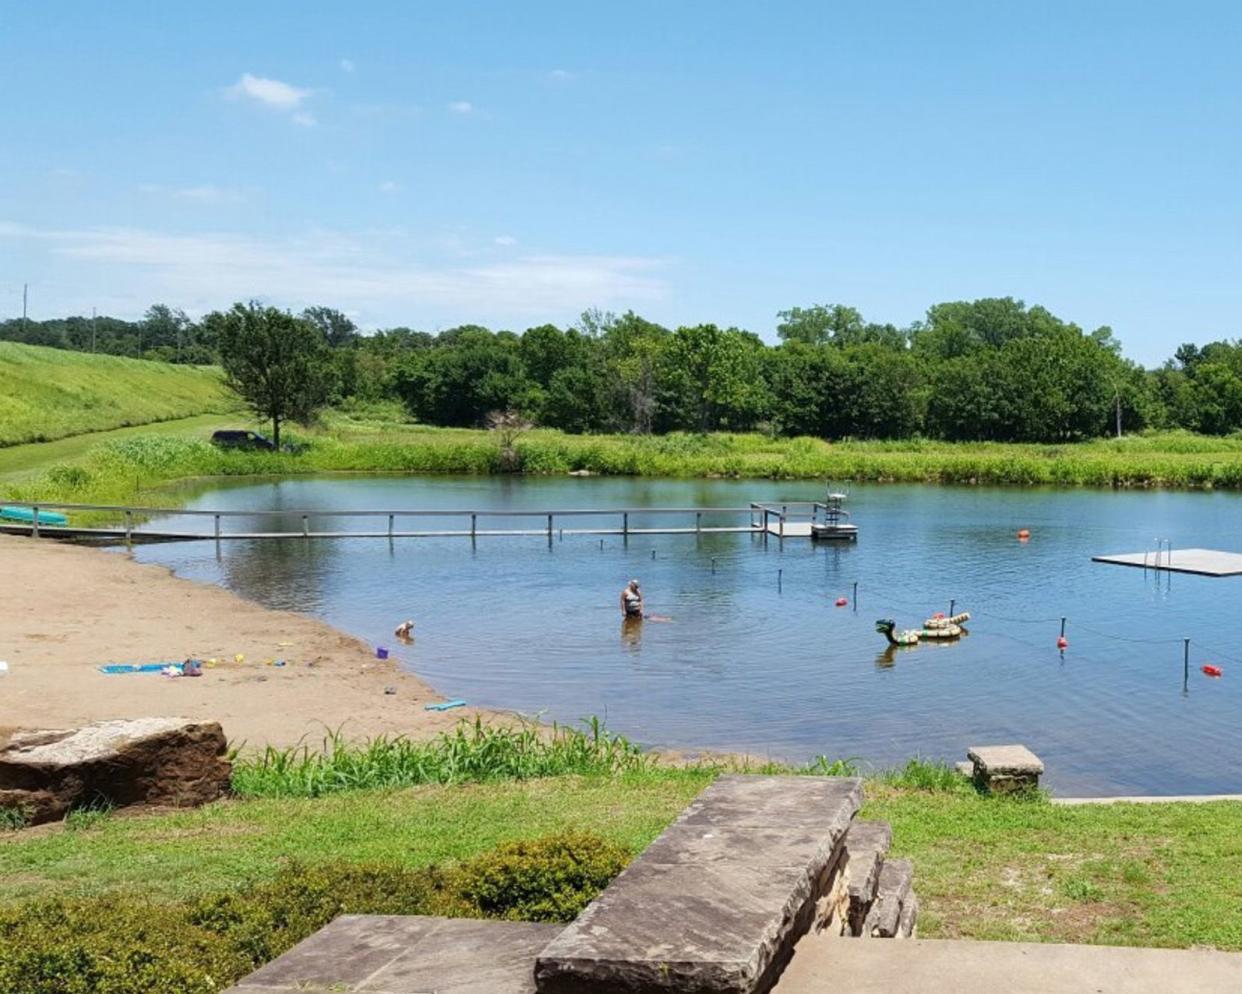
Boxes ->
[1092,548,1242,577]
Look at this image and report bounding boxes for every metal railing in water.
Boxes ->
[0,499,831,544]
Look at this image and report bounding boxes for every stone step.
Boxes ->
[841,820,893,936]
[860,859,913,938]
[897,891,918,938]
[535,774,863,994]
[225,915,562,994]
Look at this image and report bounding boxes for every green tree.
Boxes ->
[207,302,332,447]
[302,306,359,348]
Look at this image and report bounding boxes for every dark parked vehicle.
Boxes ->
[210,429,277,451]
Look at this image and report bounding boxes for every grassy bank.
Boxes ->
[2,772,1240,963]
[0,341,239,447]
[9,415,1242,512]
[2,723,1241,992]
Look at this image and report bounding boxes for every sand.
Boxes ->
[0,536,499,749]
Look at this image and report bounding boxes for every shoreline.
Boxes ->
[0,535,503,750]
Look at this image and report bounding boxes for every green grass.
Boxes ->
[11,423,1242,516]
[3,772,1241,950]
[865,787,1242,949]
[0,341,239,447]
[230,719,655,798]
[0,772,711,904]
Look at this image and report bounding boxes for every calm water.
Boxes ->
[130,476,1242,795]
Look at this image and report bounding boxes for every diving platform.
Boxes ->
[1092,548,1242,577]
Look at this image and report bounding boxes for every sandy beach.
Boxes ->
[0,536,498,749]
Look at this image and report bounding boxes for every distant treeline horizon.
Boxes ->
[3,298,1241,442]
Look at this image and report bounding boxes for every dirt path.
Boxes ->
[0,536,500,749]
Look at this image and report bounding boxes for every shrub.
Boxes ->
[456,832,630,922]
[0,836,632,993]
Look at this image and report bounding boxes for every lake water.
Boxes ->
[130,475,1242,795]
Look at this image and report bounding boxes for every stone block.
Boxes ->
[841,821,892,936]
[227,915,561,993]
[535,774,863,994]
[862,859,913,938]
[967,744,1044,794]
[897,891,918,938]
[0,717,230,824]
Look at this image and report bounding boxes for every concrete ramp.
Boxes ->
[773,937,1242,994]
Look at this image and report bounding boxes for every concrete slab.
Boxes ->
[967,744,1044,775]
[226,915,560,994]
[1093,548,1242,577]
[535,774,863,994]
[772,937,1242,993]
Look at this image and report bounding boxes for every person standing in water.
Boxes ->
[620,579,644,618]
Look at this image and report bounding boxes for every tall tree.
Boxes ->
[207,302,332,447]
[301,306,359,348]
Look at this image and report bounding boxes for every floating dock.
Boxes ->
[0,500,843,545]
[1092,548,1242,577]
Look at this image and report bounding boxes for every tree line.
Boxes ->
[4,297,1241,442]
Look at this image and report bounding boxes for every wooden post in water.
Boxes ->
[215,514,221,541]
[302,515,309,538]
[622,512,629,539]
[1183,637,1190,694]
[696,511,702,534]
[853,581,858,610]
[778,568,783,593]
[949,598,956,617]
[125,510,133,544]
[31,506,39,539]
[388,514,394,538]
[470,514,477,540]
[547,513,553,546]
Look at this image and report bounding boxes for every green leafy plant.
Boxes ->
[455,832,630,922]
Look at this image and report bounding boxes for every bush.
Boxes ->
[0,836,631,993]
[456,832,630,922]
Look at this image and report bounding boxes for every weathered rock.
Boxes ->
[862,859,913,938]
[897,891,919,938]
[228,915,561,993]
[967,744,1044,794]
[0,717,230,823]
[535,774,863,994]
[842,820,893,936]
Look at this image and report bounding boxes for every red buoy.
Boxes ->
[1057,636,1068,650]
[1202,664,1223,678]
[835,597,848,607]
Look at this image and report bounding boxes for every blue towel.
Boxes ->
[98,662,175,674]
[424,699,466,711]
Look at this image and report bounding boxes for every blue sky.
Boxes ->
[1,1,1239,364]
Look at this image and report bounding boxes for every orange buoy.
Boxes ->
[1017,529,1031,540]
[1202,664,1223,678]
[1056,636,1069,650]
[835,597,848,607]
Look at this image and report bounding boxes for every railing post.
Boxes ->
[31,506,39,539]
[302,514,309,538]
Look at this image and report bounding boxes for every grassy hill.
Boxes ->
[0,342,240,447]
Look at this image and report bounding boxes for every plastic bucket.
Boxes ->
[376,647,389,660]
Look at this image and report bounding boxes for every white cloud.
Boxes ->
[340,58,355,73]
[291,111,317,127]
[448,100,474,114]
[139,184,247,205]
[0,221,667,324]
[378,180,401,193]
[226,73,311,110]
[494,235,517,246]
